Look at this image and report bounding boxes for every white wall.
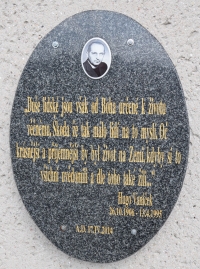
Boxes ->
[0,1,199,268]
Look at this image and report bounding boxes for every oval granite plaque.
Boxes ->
[10,11,189,263]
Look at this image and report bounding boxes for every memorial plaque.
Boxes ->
[10,11,189,263]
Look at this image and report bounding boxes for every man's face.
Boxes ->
[88,43,105,66]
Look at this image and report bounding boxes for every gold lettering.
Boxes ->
[123,170,135,186]
[24,97,40,113]
[27,123,51,136]
[138,169,151,187]
[96,169,105,184]
[72,125,78,137]
[122,126,129,138]
[93,121,107,138]
[140,209,162,218]
[175,150,182,164]
[159,122,168,139]
[42,97,59,113]
[118,150,126,162]
[41,167,59,182]
[148,98,166,115]
[141,98,145,114]
[118,192,132,207]
[52,120,70,137]
[76,96,88,113]
[81,122,90,138]
[140,123,157,140]
[129,146,145,163]
[81,145,88,162]
[90,145,100,164]
[110,122,119,138]
[91,98,98,113]
[101,97,116,114]
[61,98,72,117]
[119,98,138,114]
[102,145,116,162]
[132,125,138,138]
[48,144,78,164]
[146,147,164,167]
[76,225,86,233]
[167,148,173,164]
[16,143,40,162]
[124,207,135,216]
[108,169,120,185]
[62,168,88,184]
[133,192,153,206]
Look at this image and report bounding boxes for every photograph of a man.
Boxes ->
[81,38,111,79]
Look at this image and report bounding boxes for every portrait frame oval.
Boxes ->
[81,37,111,80]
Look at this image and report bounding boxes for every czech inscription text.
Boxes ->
[15,95,183,233]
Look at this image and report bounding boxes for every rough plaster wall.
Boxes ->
[0,0,199,268]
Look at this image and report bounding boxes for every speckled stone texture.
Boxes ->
[1,1,200,269]
[10,11,189,263]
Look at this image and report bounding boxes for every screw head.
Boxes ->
[52,41,59,49]
[60,225,67,231]
[131,229,137,235]
[127,39,134,46]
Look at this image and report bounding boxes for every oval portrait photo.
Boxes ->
[81,37,111,79]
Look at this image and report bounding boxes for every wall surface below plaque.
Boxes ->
[0,1,200,269]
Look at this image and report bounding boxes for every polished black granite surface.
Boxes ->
[10,11,189,263]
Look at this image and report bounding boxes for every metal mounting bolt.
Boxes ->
[131,229,137,235]
[52,41,59,49]
[60,225,67,232]
[127,39,134,46]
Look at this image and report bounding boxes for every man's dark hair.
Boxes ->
[88,42,105,53]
